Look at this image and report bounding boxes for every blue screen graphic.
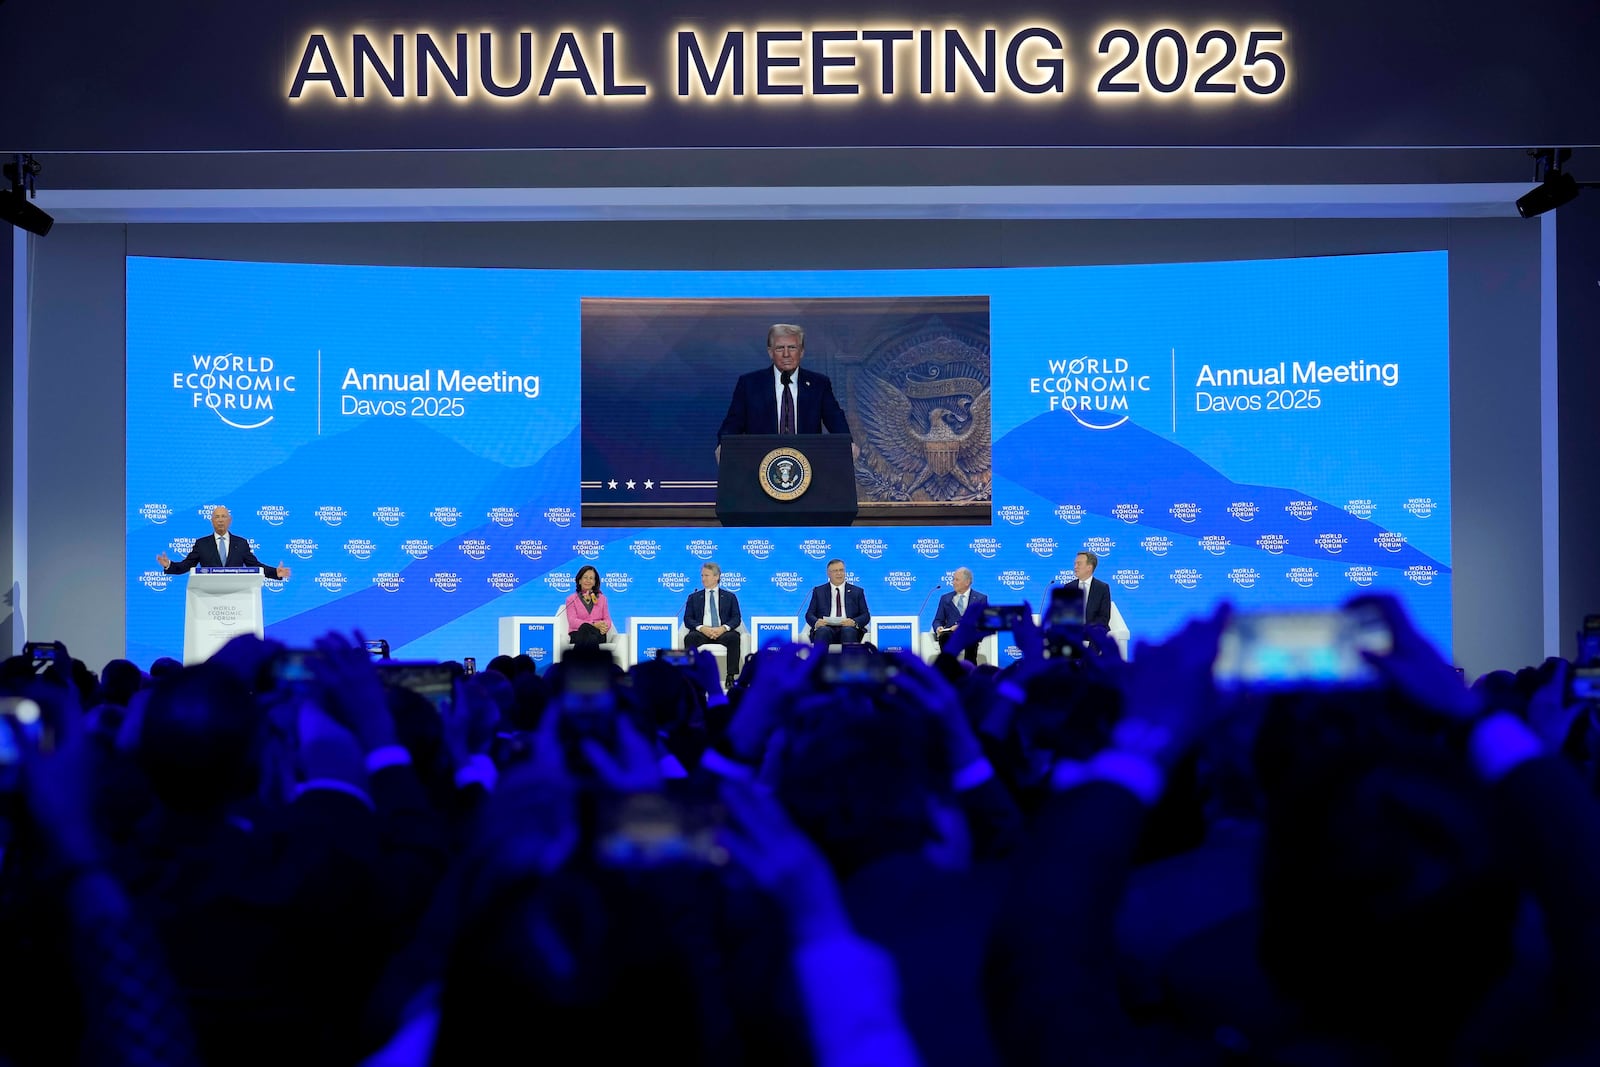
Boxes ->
[126,253,1450,666]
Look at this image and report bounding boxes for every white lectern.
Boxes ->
[183,569,265,664]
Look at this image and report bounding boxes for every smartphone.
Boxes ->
[0,698,48,781]
[1044,584,1086,629]
[365,639,391,660]
[377,662,463,716]
[1576,615,1600,666]
[1213,606,1394,689]
[1569,665,1600,703]
[977,604,1030,633]
[22,641,60,669]
[269,648,323,689]
[462,656,477,675]
[654,648,697,667]
[816,644,893,686]
[593,792,729,868]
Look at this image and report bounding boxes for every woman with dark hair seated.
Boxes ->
[565,565,613,649]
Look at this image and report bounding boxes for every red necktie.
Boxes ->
[779,384,795,435]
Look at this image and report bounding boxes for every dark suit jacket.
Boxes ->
[164,532,278,577]
[806,581,870,632]
[933,588,990,632]
[1084,576,1112,628]
[717,365,850,442]
[682,587,742,632]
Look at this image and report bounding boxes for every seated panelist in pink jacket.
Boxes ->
[564,565,613,648]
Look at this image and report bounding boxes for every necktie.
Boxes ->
[219,536,228,563]
[1081,579,1089,621]
[834,586,843,618]
[779,383,795,435]
[957,593,967,614]
[710,591,720,627]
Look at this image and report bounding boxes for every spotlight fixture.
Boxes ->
[1,154,54,237]
[1516,148,1596,219]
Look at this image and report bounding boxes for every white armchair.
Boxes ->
[552,603,629,667]
[679,621,749,680]
[920,629,1000,665]
[1108,601,1131,660]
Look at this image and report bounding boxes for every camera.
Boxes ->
[815,644,894,686]
[977,604,1030,633]
[653,648,698,668]
[377,662,463,716]
[1213,604,1393,690]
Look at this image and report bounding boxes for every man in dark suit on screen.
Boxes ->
[932,566,989,663]
[715,323,853,462]
[805,558,870,646]
[156,505,292,580]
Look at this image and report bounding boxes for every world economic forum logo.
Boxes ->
[544,506,575,528]
[631,539,660,561]
[1026,537,1057,558]
[970,537,1000,560]
[265,576,287,594]
[998,505,1029,526]
[1402,497,1438,519]
[138,570,173,591]
[1140,535,1172,557]
[573,539,602,561]
[257,505,289,527]
[687,539,718,560]
[1345,499,1377,520]
[799,539,831,560]
[1405,564,1438,586]
[1227,502,1259,523]
[913,538,944,559]
[658,572,689,594]
[169,536,197,556]
[1345,565,1378,587]
[373,572,404,592]
[1199,535,1230,556]
[771,570,802,593]
[1112,568,1144,590]
[315,505,347,527]
[719,570,745,592]
[431,572,461,592]
[401,539,434,560]
[1112,503,1144,525]
[173,351,297,430]
[373,506,405,527]
[998,569,1030,592]
[1285,500,1318,521]
[460,539,489,561]
[431,506,461,528]
[287,538,318,560]
[1044,356,1153,430]
[1083,536,1115,558]
[488,507,519,527]
[1169,502,1200,524]
[1375,532,1408,553]
[344,538,376,560]
[884,570,916,592]
[314,572,347,592]
[744,538,774,560]
[545,571,572,591]
[1228,567,1260,588]
[1256,533,1289,555]
[1055,504,1085,525]
[488,572,518,592]
[1169,568,1201,589]
[855,538,887,560]
[1286,566,1318,588]
[607,571,633,593]
[1314,532,1347,555]
[516,539,547,560]
[138,503,173,526]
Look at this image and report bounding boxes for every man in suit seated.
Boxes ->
[156,505,291,580]
[805,558,870,646]
[1071,550,1113,629]
[932,567,989,663]
[683,561,742,687]
[715,323,856,462]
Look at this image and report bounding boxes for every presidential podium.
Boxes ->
[182,568,265,664]
[716,434,858,527]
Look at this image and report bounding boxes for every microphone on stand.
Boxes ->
[917,581,944,628]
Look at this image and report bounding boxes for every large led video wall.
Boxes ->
[126,253,1450,666]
